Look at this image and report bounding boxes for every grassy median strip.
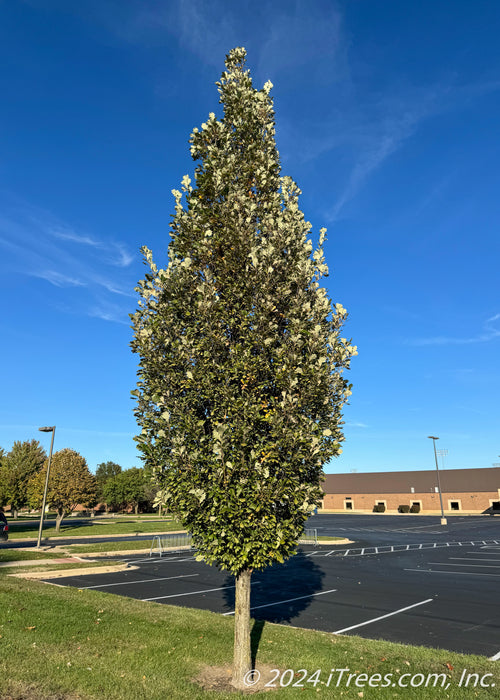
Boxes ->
[0,577,497,699]
[68,539,157,554]
[0,550,61,563]
[7,518,183,540]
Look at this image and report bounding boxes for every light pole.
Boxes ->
[428,436,447,525]
[37,426,56,549]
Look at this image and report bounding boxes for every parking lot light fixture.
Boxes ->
[37,426,56,549]
[428,435,447,525]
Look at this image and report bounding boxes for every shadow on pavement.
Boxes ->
[222,552,325,665]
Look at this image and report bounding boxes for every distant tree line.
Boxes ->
[96,461,159,515]
[0,442,159,531]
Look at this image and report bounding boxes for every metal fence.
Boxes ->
[149,533,193,557]
[298,528,318,546]
[150,528,317,556]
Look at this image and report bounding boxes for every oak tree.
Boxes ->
[131,47,356,688]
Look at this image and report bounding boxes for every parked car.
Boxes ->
[0,523,8,542]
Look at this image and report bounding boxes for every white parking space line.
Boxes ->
[305,540,500,558]
[81,573,199,589]
[123,555,199,565]
[333,598,433,635]
[142,584,236,602]
[449,557,500,562]
[490,651,500,661]
[432,562,500,569]
[222,588,338,616]
[405,568,500,578]
[121,555,196,564]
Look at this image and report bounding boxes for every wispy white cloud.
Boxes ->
[88,304,131,326]
[412,174,455,217]
[174,0,236,67]
[324,88,447,222]
[324,78,500,223]
[97,279,136,298]
[75,0,346,86]
[61,427,134,438]
[77,0,236,67]
[31,270,86,288]
[0,424,133,438]
[0,195,137,324]
[346,421,369,429]
[327,126,411,223]
[409,314,500,346]
[257,2,346,84]
[49,227,101,247]
[49,225,133,268]
[112,244,134,268]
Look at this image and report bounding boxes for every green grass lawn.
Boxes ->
[68,539,157,554]
[6,518,184,540]
[0,576,497,699]
[0,549,60,563]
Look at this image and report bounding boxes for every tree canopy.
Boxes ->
[95,460,122,503]
[27,448,97,531]
[0,440,46,516]
[131,47,356,687]
[102,467,150,514]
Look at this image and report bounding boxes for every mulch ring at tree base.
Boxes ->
[194,664,282,693]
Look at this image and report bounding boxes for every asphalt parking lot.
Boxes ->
[41,514,500,660]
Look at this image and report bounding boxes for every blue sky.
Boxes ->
[1,0,499,475]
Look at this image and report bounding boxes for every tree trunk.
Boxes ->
[232,568,252,689]
[134,503,139,515]
[55,508,64,533]
[13,509,18,520]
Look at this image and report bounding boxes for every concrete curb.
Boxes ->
[316,538,354,545]
[9,562,137,580]
[76,549,152,557]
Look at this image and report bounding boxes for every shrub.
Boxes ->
[398,505,410,513]
[373,504,386,513]
[410,503,421,513]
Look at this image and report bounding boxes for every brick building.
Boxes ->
[321,467,500,514]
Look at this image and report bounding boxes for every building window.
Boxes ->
[344,498,353,510]
[490,501,500,511]
[449,500,461,511]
